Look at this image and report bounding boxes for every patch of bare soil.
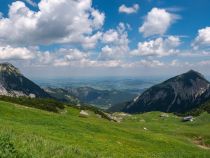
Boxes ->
[193,136,210,150]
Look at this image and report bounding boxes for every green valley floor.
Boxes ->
[0,101,210,158]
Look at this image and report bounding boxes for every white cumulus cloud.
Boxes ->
[0,0,105,48]
[139,8,179,37]
[102,30,119,44]
[0,45,34,60]
[100,23,129,60]
[119,4,139,14]
[130,36,181,57]
[192,27,210,50]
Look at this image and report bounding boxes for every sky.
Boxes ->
[0,0,210,78]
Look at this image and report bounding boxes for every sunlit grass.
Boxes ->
[0,101,210,157]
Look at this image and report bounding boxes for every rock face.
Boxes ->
[120,70,210,114]
[0,63,50,98]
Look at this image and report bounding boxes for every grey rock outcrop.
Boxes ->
[0,63,50,98]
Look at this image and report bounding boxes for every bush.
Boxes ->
[184,100,210,116]
[0,96,65,113]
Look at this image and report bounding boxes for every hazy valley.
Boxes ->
[37,77,156,109]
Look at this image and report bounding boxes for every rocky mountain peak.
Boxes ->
[0,62,50,98]
[163,70,209,88]
[0,63,21,75]
[181,69,205,80]
[111,70,210,114]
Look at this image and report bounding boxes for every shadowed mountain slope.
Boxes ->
[0,63,50,98]
[110,70,210,114]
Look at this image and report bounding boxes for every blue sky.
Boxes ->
[0,0,210,78]
[92,0,210,48]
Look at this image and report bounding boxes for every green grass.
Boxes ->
[0,101,210,157]
[0,96,65,112]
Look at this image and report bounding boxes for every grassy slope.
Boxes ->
[0,101,210,158]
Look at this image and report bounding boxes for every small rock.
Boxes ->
[116,112,131,117]
[182,116,194,122]
[79,110,89,118]
[29,93,36,98]
[160,113,169,118]
[143,127,148,130]
[76,104,81,107]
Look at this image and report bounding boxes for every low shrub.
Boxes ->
[0,95,65,113]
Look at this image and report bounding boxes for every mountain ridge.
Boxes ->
[0,63,50,98]
[110,70,210,114]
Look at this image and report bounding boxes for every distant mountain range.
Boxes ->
[0,63,137,108]
[0,63,50,98]
[1,63,210,114]
[109,70,210,114]
[45,87,137,109]
[35,77,153,93]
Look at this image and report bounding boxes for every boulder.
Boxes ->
[160,113,169,118]
[182,116,193,122]
[143,127,148,130]
[79,110,89,118]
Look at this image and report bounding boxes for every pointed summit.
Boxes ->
[0,63,50,98]
[187,69,198,73]
[0,63,21,75]
[112,70,210,114]
[0,62,17,69]
[183,69,205,79]
[163,70,208,87]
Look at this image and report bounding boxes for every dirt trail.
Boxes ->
[193,137,210,150]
